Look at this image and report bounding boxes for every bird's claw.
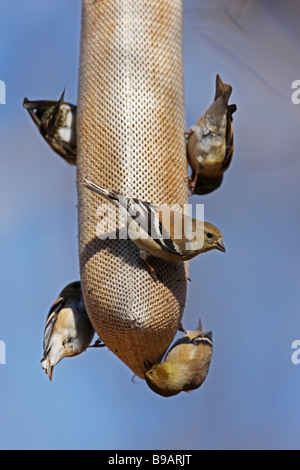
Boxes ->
[142,258,159,282]
[184,130,193,140]
[187,176,196,196]
[178,323,188,334]
[90,338,105,348]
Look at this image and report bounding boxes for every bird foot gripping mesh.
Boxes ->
[77,0,188,378]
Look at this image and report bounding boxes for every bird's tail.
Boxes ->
[196,318,203,332]
[51,89,66,128]
[82,178,122,207]
[41,356,54,382]
[214,74,232,106]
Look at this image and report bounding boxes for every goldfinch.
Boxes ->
[41,281,103,381]
[82,179,226,279]
[144,321,213,397]
[186,75,237,195]
[23,90,76,165]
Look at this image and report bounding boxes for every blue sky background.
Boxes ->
[0,0,300,450]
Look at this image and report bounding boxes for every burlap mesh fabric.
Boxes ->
[77,0,188,378]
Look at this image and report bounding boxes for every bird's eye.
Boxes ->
[206,233,213,239]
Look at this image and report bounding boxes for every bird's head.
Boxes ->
[201,222,226,254]
[60,281,81,298]
[144,362,181,398]
[204,222,226,253]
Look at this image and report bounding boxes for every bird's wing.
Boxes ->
[165,335,192,358]
[206,96,228,129]
[42,296,66,355]
[23,100,44,130]
[160,210,204,256]
[165,331,213,362]
[23,99,58,111]
[23,99,60,126]
[189,329,213,347]
[191,335,213,348]
[127,199,183,256]
[51,90,66,128]
[129,201,204,257]
[221,104,237,171]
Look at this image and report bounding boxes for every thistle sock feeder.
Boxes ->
[77,0,188,378]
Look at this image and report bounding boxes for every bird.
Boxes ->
[186,74,237,195]
[144,320,213,397]
[81,178,226,279]
[23,90,77,165]
[41,281,104,381]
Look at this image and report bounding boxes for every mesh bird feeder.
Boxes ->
[77,0,188,379]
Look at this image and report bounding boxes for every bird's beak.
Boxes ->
[216,240,226,253]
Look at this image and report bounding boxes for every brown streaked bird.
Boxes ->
[144,320,213,397]
[186,74,237,195]
[23,90,77,165]
[41,281,104,381]
[82,179,226,279]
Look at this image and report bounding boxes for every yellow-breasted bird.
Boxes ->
[82,179,226,279]
[41,281,104,381]
[186,75,237,195]
[23,90,77,165]
[144,321,213,397]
